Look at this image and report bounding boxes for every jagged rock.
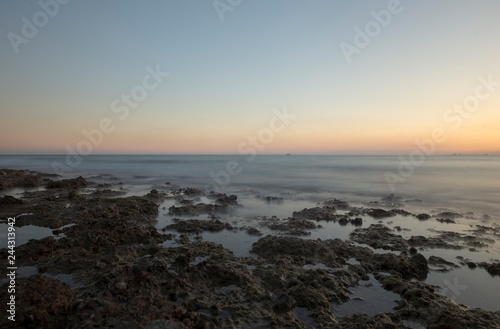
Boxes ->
[365,208,395,219]
[0,195,23,207]
[350,224,408,251]
[163,218,233,234]
[416,213,431,220]
[46,176,88,189]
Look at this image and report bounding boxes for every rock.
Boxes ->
[293,207,337,221]
[410,253,428,278]
[350,217,363,226]
[478,262,500,276]
[338,217,349,226]
[365,208,395,219]
[436,211,462,219]
[337,313,401,328]
[46,176,88,189]
[0,169,49,190]
[259,216,317,235]
[168,203,229,216]
[407,235,462,250]
[0,275,75,328]
[428,256,458,271]
[245,227,263,236]
[416,213,431,220]
[273,293,296,313]
[350,224,408,251]
[323,199,350,210]
[182,187,204,196]
[259,196,284,203]
[163,218,233,234]
[214,194,238,205]
[436,218,456,224]
[115,281,128,291]
[0,195,23,206]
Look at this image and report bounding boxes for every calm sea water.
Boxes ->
[1,154,499,218]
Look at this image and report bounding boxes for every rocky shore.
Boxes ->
[1,169,499,328]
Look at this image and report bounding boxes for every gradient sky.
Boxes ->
[1,0,499,155]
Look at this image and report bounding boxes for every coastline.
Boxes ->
[0,168,499,328]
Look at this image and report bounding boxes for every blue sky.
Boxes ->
[1,0,499,154]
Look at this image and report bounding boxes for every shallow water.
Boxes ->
[331,274,400,319]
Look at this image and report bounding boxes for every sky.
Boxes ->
[0,0,499,155]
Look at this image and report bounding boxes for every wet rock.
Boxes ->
[338,216,349,226]
[467,262,477,269]
[168,203,229,216]
[0,195,23,207]
[407,235,462,250]
[245,227,263,236]
[435,218,456,224]
[478,262,500,276]
[367,252,428,280]
[416,213,431,220]
[350,217,363,226]
[273,293,296,313]
[0,274,76,328]
[82,196,159,222]
[182,187,204,196]
[324,199,350,210]
[377,274,500,329]
[144,189,168,202]
[390,209,412,216]
[0,169,49,190]
[259,217,317,236]
[336,313,400,328]
[293,207,337,221]
[350,224,408,251]
[364,208,395,219]
[90,189,127,199]
[115,281,128,291]
[59,217,166,253]
[163,218,233,234]
[436,211,462,219]
[256,195,284,203]
[46,176,88,189]
[428,256,458,272]
[214,193,238,205]
[382,194,403,202]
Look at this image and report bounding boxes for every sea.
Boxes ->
[1,154,499,313]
